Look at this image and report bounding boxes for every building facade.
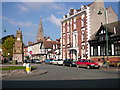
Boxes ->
[89,21,120,62]
[24,38,60,61]
[60,0,118,60]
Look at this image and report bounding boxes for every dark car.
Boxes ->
[109,61,120,67]
[24,59,31,63]
[63,59,77,67]
[76,59,100,69]
[31,59,41,63]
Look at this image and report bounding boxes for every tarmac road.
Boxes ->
[2,64,119,88]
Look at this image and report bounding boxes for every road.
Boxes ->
[2,64,120,88]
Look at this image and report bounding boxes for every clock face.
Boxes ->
[17,37,20,41]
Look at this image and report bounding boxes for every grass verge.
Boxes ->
[0,66,37,71]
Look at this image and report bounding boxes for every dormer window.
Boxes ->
[114,27,116,34]
[101,30,103,34]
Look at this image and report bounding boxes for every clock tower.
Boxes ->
[13,28,24,63]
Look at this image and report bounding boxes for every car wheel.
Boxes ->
[97,67,100,69]
[77,65,79,68]
[87,65,90,69]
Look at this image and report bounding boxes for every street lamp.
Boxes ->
[2,26,7,33]
[98,7,109,68]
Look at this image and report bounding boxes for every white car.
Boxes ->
[52,60,58,65]
[52,59,63,65]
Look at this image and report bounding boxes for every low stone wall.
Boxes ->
[0,69,26,77]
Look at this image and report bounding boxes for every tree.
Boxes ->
[2,36,14,57]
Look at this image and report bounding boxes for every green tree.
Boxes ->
[2,36,14,57]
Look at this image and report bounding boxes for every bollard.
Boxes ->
[23,63,26,67]
[26,63,31,73]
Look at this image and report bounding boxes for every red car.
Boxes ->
[76,59,100,69]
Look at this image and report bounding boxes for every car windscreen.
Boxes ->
[88,60,94,63]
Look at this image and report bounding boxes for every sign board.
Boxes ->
[29,51,32,54]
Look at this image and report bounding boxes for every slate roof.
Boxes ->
[90,21,120,41]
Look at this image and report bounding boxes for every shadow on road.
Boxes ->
[2,78,119,88]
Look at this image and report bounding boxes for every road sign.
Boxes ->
[29,51,32,54]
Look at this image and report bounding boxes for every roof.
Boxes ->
[87,2,94,6]
[43,40,60,49]
[104,21,120,37]
[90,21,120,41]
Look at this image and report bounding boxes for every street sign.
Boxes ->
[29,51,32,54]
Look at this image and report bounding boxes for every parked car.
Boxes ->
[24,59,31,63]
[57,59,63,65]
[63,59,77,67]
[52,59,63,65]
[76,59,100,69]
[52,59,58,65]
[44,59,54,64]
[109,61,120,67]
[31,59,41,63]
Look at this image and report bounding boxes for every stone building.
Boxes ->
[60,0,118,60]
[13,28,24,63]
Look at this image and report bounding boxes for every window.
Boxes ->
[63,38,65,45]
[67,37,70,44]
[99,35,105,41]
[82,32,84,42]
[67,20,70,32]
[93,46,98,56]
[74,22,76,30]
[63,27,65,33]
[81,14,85,27]
[100,45,106,56]
[114,44,120,55]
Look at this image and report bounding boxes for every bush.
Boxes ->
[12,60,18,65]
[0,60,4,64]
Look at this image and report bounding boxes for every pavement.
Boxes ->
[99,66,120,71]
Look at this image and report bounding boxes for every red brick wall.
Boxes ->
[76,15,82,57]
[91,56,120,62]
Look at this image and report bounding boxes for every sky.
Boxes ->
[1,0,119,45]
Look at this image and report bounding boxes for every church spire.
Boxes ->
[37,16,44,42]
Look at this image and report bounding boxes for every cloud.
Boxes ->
[16,4,29,12]
[2,16,37,27]
[46,14,61,27]
[15,2,66,13]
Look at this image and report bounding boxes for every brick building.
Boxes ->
[60,0,118,60]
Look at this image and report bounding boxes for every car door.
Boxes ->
[80,60,87,67]
[82,60,87,67]
[77,60,84,67]
[63,60,67,65]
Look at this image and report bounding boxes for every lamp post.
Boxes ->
[2,26,7,33]
[98,7,109,68]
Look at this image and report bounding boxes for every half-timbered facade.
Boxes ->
[89,21,120,62]
[25,38,60,62]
